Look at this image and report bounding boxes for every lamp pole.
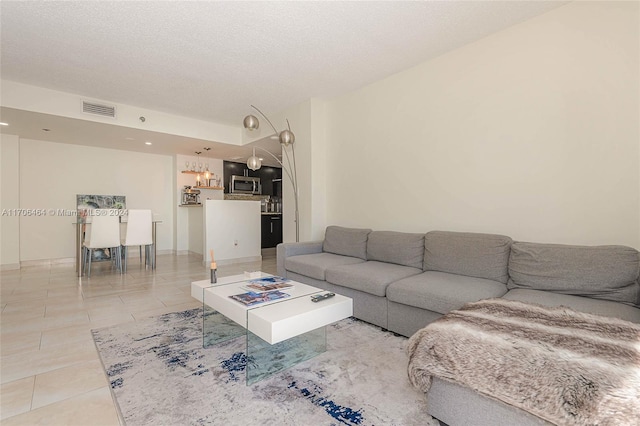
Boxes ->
[244,105,300,242]
[250,146,299,242]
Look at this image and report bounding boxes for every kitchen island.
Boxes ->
[204,199,261,265]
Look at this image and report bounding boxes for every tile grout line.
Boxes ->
[29,373,36,412]
[1,253,276,424]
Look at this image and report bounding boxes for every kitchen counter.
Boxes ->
[224,194,266,201]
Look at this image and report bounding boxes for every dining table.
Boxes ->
[73,217,161,277]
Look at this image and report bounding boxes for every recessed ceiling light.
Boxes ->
[0,122,8,126]
[230,156,242,160]
[145,141,152,145]
[125,137,135,141]
[258,158,264,161]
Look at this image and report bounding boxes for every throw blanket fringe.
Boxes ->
[407,299,640,426]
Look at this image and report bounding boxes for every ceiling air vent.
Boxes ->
[82,101,116,118]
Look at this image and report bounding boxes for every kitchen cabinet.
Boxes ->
[258,166,282,196]
[261,214,283,248]
[224,161,259,193]
[223,161,239,193]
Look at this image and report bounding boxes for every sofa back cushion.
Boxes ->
[507,242,640,306]
[367,231,425,269]
[323,226,371,260]
[424,231,512,283]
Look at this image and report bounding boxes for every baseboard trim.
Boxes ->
[201,255,262,267]
[176,250,200,256]
[122,248,174,257]
[20,257,75,267]
[3,253,264,271]
[0,263,21,271]
[12,250,177,270]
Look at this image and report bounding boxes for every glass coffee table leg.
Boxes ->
[245,326,327,385]
[202,302,245,348]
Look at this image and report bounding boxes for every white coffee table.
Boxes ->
[191,273,353,383]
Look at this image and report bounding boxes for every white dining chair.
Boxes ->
[121,209,153,272]
[82,211,122,277]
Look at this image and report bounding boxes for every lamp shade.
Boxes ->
[247,147,262,171]
[243,114,259,130]
[279,129,295,146]
[247,156,261,171]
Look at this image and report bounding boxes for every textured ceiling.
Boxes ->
[1,1,568,164]
[1,1,567,127]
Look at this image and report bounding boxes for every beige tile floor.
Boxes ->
[1,252,277,425]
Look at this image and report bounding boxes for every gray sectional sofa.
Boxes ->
[277,226,640,426]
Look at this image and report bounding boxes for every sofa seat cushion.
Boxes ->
[507,242,640,306]
[425,231,512,283]
[285,252,365,281]
[325,261,422,297]
[387,271,508,315]
[323,226,371,260]
[502,288,640,324]
[366,231,425,269]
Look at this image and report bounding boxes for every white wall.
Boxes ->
[0,134,21,268]
[18,138,174,261]
[324,1,639,249]
[308,99,329,241]
[204,200,260,264]
[175,154,223,254]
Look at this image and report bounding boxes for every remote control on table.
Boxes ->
[311,293,335,302]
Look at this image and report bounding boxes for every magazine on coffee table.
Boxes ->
[229,290,291,306]
[241,276,293,293]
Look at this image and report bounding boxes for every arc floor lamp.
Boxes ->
[243,105,300,242]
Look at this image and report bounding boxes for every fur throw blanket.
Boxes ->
[407,299,640,426]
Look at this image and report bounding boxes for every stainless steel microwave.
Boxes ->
[231,175,261,195]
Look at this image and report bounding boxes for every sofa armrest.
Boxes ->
[277,241,323,277]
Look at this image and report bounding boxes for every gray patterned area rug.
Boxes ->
[91,308,438,426]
